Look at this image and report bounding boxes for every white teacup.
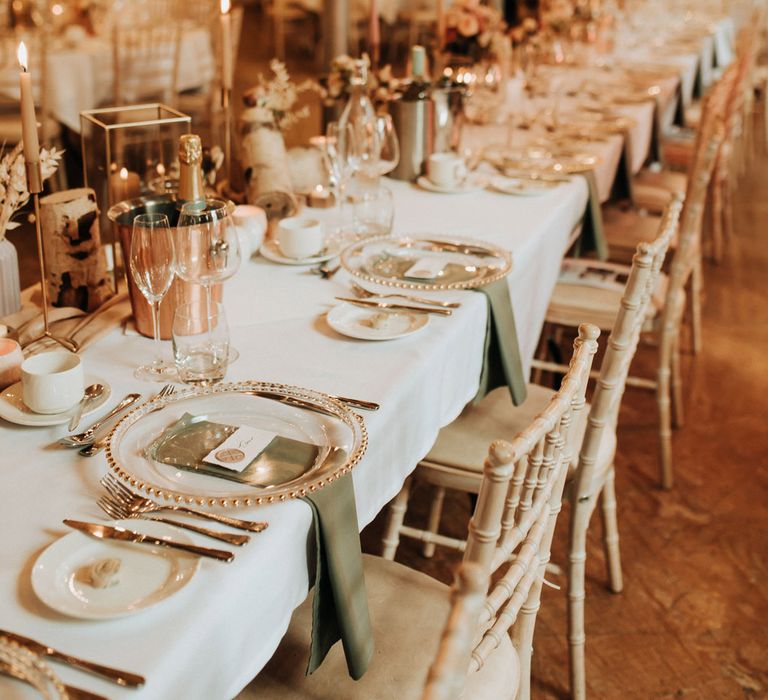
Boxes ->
[276,217,325,259]
[21,351,84,414]
[427,153,468,188]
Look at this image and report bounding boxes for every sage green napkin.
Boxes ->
[575,170,609,261]
[145,413,323,487]
[301,473,374,680]
[612,130,636,204]
[472,279,527,406]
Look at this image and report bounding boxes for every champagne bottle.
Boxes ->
[176,134,206,212]
[402,45,430,101]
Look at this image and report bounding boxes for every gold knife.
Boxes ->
[0,629,145,688]
[335,297,453,316]
[63,520,235,562]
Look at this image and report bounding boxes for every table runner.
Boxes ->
[302,474,373,679]
[575,171,608,261]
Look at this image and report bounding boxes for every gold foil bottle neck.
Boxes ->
[178,134,203,165]
[177,134,205,205]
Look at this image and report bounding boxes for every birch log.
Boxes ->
[240,108,296,219]
[40,188,114,312]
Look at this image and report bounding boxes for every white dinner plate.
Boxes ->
[489,176,560,197]
[0,375,111,427]
[326,302,430,341]
[32,519,200,620]
[259,237,342,266]
[416,175,488,195]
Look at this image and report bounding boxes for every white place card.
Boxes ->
[404,257,446,280]
[203,426,276,472]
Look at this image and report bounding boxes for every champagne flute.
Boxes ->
[375,114,400,176]
[324,121,359,237]
[174,200,241,361]
[129,213,176,381]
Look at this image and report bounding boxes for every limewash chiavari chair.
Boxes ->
[599,63,734,359]
[237,325,600,700]
[547,116,723,491]
[380,201,680,698]
[112,22,182,107]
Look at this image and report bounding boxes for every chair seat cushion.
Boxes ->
[422,384,616,478]
[237,554,519,700]
[603,206,668,264]
[546,259,665,331]
[633,169,688,214]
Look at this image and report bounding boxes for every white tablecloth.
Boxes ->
[0,28,214,132]
[0,177,588,700]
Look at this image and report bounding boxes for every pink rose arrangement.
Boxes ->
[443,0,507,61]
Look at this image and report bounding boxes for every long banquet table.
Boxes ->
[0,177,588,699]
[0,9,738,695]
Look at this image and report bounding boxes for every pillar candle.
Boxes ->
[17,42,39,164]
[220,0,233,91]
[110,167,141,204]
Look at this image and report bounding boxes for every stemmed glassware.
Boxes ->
[324,121,359,236]
[374,114,400,177]
[128,213,176,382]
[174,199,241,361]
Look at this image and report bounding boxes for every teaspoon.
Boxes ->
[68,383,105,432]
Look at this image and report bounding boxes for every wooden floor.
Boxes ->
[8,12,768,695]
[361,133,768,697]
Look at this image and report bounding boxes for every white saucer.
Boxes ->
[327,302,430,341]
[489,176,560,197]
[259,237,342,266]
[0,375,112,427]
[416,176,488,195]
[32,519,200,620]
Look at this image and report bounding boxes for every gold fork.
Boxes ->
[350,282,461,309]
[99,474,268,533]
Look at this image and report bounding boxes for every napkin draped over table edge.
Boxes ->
[575,170,609,262]
[472,279,527,407]
[301,472,374,680]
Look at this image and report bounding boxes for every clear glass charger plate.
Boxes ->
[483,143,601,175]
[0,637,67,699]
[105,382,368,508]
[340,235,512,291]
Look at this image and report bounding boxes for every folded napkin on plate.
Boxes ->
[575,170,608,261]
[472,279,527,406]
[302,474,374,680]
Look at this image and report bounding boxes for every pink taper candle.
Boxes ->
[17,42,39,164]
[369,0,381,61]
[220,0,233,91]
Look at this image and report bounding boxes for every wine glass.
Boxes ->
[128,213,176,382]
[324,121,359,236]
[174,199,241,361]
[375,114,400,176]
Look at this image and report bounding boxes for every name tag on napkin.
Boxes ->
[404,257,446,280]
[202,426,276,472]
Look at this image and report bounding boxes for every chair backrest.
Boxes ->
[572,195,683,500]
[423,324,600,700]
[112,22,182,106]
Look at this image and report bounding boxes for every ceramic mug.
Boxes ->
[427,153,468,188]
[21,351,84,414]
[276,217,324,259]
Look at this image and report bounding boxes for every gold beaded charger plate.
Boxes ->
[105,382,367,508]
[340,235,512,291]
[483,143,600,175]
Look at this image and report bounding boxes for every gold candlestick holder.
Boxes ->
[22,161,79,353]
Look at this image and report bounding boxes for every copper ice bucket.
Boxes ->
[108,195,222,339]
